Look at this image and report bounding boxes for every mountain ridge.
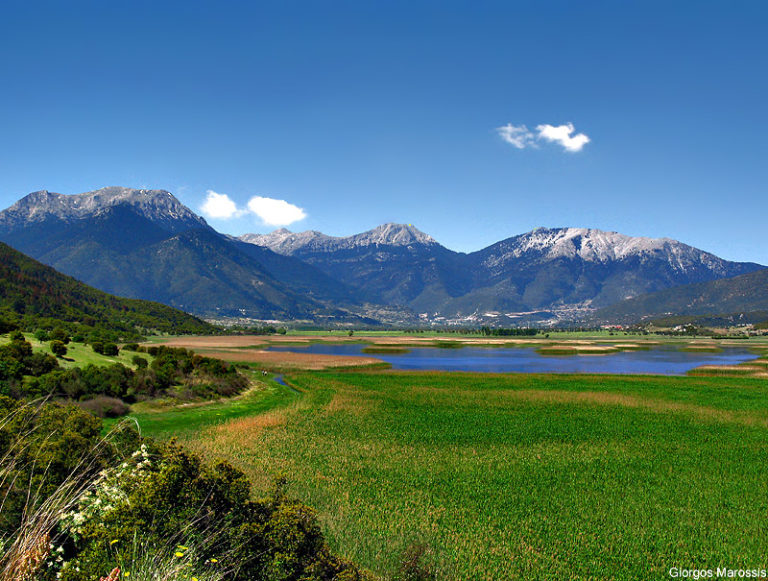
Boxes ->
[0,186,210,233]
[240,222,437,254]
[2,187,764,324]
[0,188,373,321]
[240,223,763,318]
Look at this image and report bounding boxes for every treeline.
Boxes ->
[0,241,215,339]
[0,397,372,580]
[0,333,248,417]
[479,326,539,336]
[227,324,288,335]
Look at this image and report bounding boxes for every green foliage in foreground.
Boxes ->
[0,397,372,581]
[181,371,768,580]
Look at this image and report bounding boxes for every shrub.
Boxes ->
[91,342,104,355]
[50,340,67,358]
[103,343,119,356]
[78,396,129,418]
[131,355,148,369]
[34,329,50,342]
[0,319,17,334]
[122,343,140,352]
[52,443,371,581]
[49,328,70,344]
[0,399,141,579]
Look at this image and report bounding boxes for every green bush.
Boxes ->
[0,334,58,386]
[51,442,371,581]
[91,341,105,355]
[0,398,124,535]
[103,343,119,356]
[34,329,50,342]
[132,355,149,369]
[50,327,70,344]
[50,340,67,358]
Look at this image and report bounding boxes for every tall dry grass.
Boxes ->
[0,401,134,580]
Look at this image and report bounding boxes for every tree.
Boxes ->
[0,319,17,334]
[91,341,105,355]
[50,340,67,358]
[49,327,70,344]
[131,355,148,369]
[103,343,119,356]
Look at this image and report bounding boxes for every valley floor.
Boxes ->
[125,365,768,580]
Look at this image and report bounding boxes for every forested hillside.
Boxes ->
[0,242,214,337]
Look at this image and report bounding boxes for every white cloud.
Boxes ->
[201,190,242,219]
[496,123,536,149]
[247,196,307,227]
[497,121,591,152]
[535,122,590,152]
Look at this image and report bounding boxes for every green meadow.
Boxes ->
[0,333,149,368]
[124,370,768,580]
[105,376,300,438]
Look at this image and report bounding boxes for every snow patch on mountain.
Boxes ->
[481,227,735,275]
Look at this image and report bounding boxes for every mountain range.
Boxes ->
[0,186,764,325]
[242,224,763,322]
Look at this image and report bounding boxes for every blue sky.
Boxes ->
[1,0,766,262]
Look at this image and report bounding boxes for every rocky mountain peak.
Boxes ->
[0,186,209,233]
[362,223,436,246]
[239,222,437,255]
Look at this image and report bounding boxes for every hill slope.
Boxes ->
[593,268,768,323]
[0,242,213,335]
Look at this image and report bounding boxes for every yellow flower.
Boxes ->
[124,573,130,578]
[192,578,199,581]
[175,551,185,558]
[110,539,119,545]
[177,545,189,550]
[209,558,218,563]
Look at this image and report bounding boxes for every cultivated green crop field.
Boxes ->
[134,371,768,580]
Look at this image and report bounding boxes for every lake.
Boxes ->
[268,343,757,375]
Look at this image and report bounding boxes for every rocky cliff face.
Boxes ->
[0,187,210,233]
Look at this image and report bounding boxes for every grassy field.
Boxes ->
[104,375,299,438]
[0,333,150,368]
[121,370,768,580]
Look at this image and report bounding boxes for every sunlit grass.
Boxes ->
[178,371,768,579]
[107,377,300,439]
[0,333,150,369]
